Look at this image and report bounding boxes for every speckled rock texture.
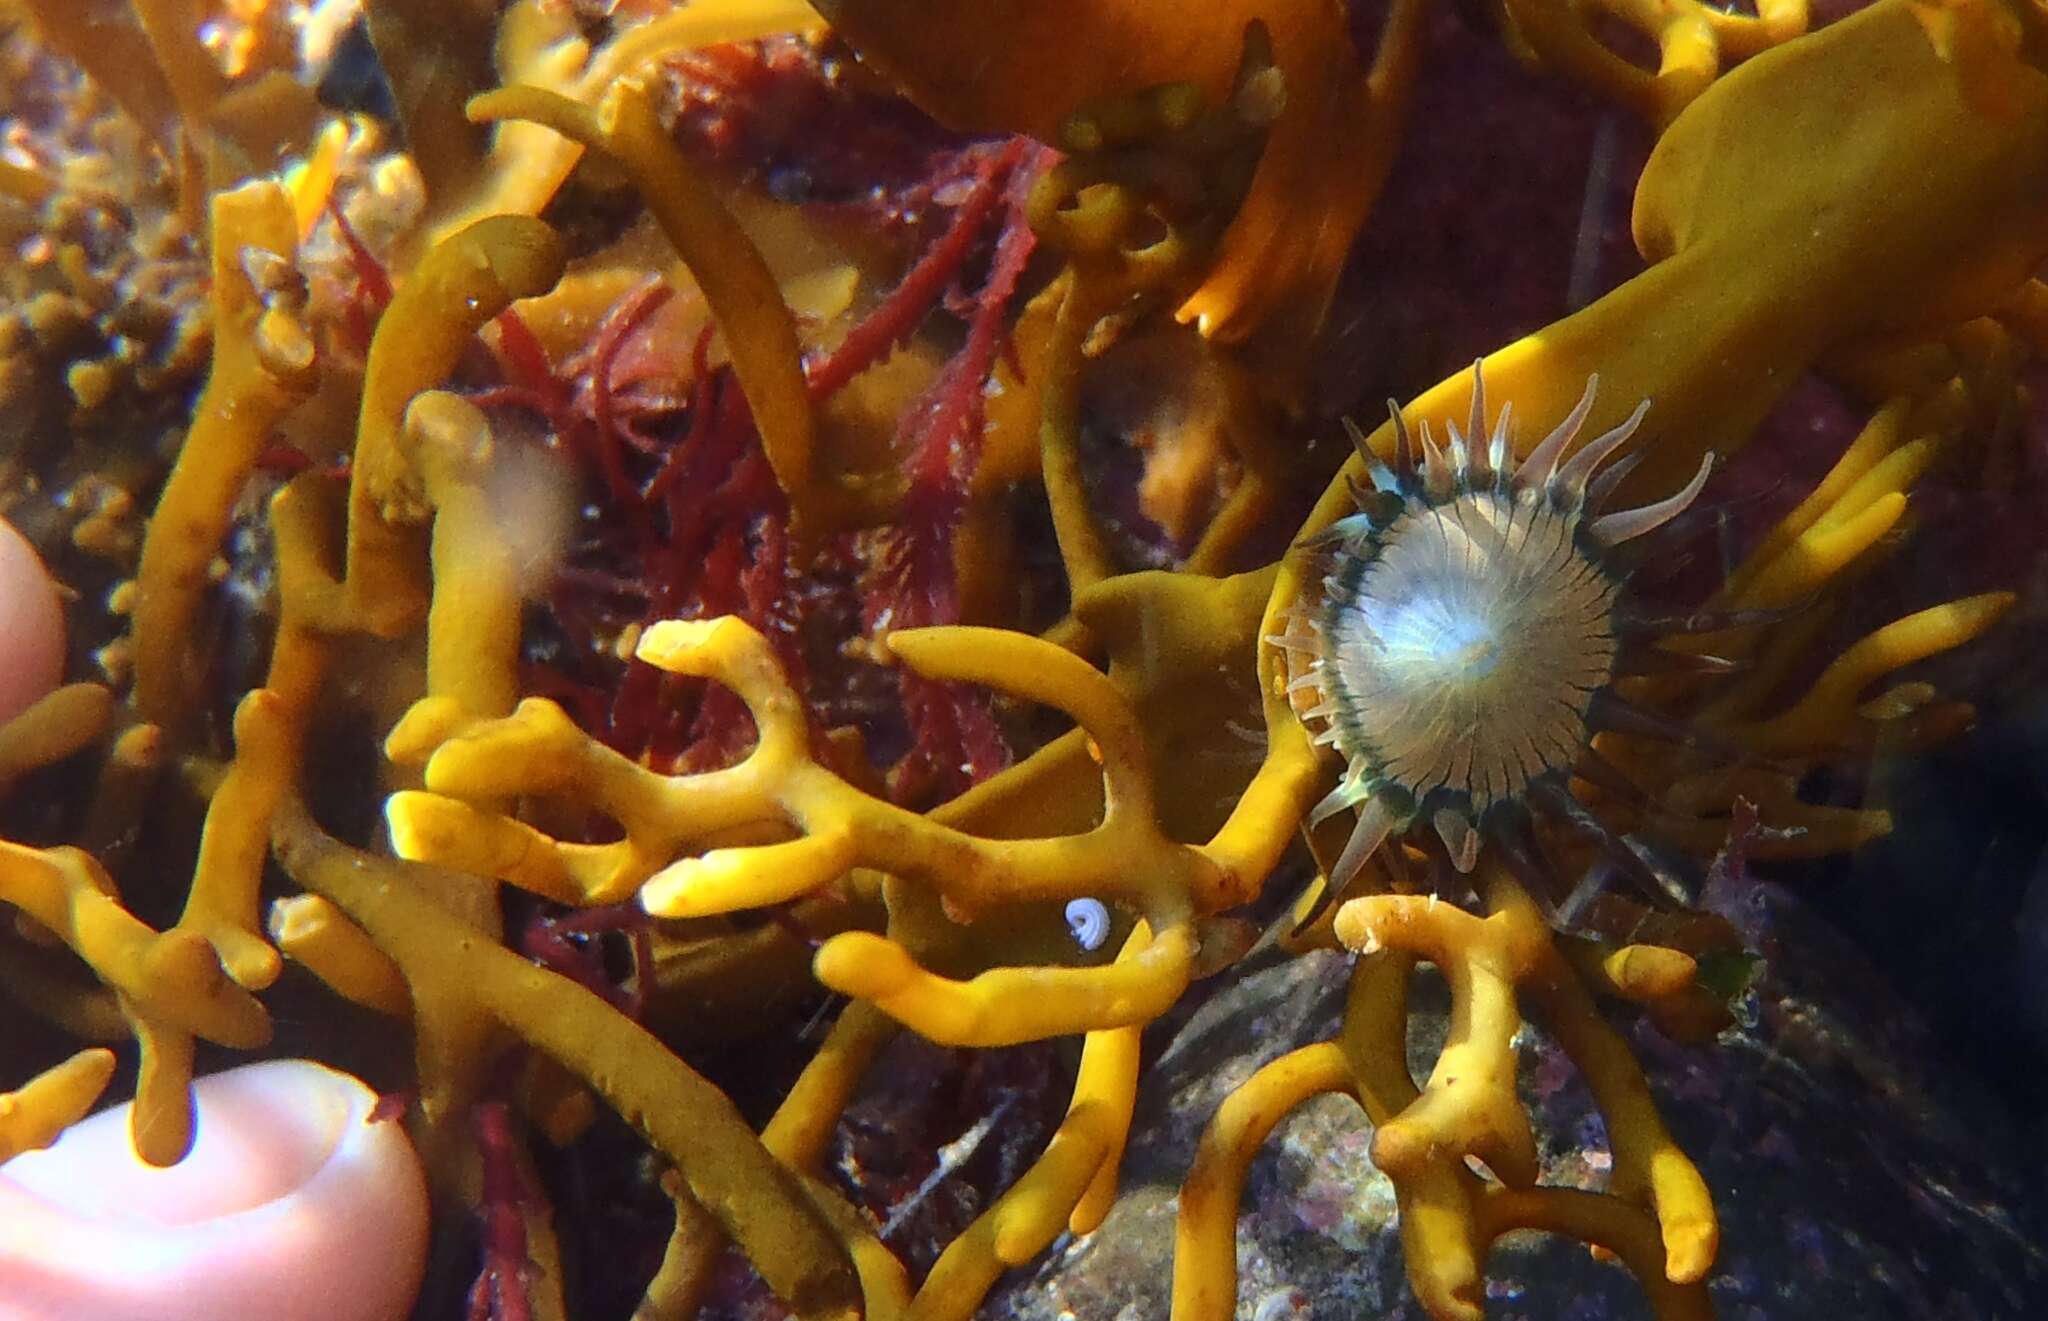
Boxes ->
[984,874,2048,1320]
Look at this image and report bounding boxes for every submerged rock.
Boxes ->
[987,879,2047,1319]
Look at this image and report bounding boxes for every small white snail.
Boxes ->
[1064,897,1112,951]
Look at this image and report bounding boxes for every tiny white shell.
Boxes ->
[1064,897,1112,951]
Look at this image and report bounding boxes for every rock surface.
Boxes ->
[985,877,2048,1320]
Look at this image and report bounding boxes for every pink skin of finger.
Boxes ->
[0,1059,430,1321]
[0,514,64,726]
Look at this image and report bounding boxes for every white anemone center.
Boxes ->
[1325,490,1617,809]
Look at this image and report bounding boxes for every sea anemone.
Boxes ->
[1273,366,1716,900]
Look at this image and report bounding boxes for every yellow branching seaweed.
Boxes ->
[177,689,293,990]
[327,214,565,638]
[1578,386,2018,857]
[393,616,1223,1041]
[1175,867,1717,1321]
[633,1000,902,1319]
[417,0,825,245]
[1338,872,1713,1286]
[0,683,113,795]
[358,0,498,202]
[1500,0,1809,125]
[267,795,864,1321]
[1148,10,2048,1315]
[379,568,1318,1308]
[165,476,346,1006]
[266,894,410,1016]
[393,390,540,727]
[137,208,566,1007]
[174,364,549,1095]
[913,1018,1141,1320]
[162,209,567,968]
[0,840,269,1164]
[15,0,182,149]
[1244,0,2048,857]
[811,0,1422,343]
[1175,1039,1354,1318]
[131,179,315,729]
[383,582,1306,1301]
[0,1048,116,1164]
[1019,69,1285,600]
[467,79,827,537]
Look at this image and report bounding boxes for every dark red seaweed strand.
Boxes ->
[644,325,722,503]
[805,137,1035,401]
[368,1089,415,1124]
[519,903,653,1020]
[862,146,1052,801]
[326,200,392,354]
[865,141,1047,627]
[252,443,315,476]
[903,145,1048,519]
[518,662,613,735]
[586,279,675,507]
[671,35,971,219]
[597,369,787,764]
[491,309,570,424]
[327,200,393,306]
[547,134,1049,773]
[547,903,657,1023]
[467,1101,538,1321]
